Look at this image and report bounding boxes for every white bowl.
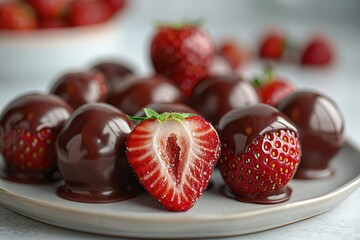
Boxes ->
[0,20,123,86]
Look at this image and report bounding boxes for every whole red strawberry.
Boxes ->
[151,23,215,97]
[0,93,72,183]
[126,108,220,211]
[103,0,127,14]
[0,2,38,30]
[258,31,286,60]
[219,39,250,70]
[253,68,295,106]
[25,0,68,20]
[69,0,112,26]
[218,104,301,203]
[301,36,334,66]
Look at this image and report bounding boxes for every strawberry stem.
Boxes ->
[253,66,276,87]
[127,108,196,124]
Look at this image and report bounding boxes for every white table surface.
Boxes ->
[1,0,360,239]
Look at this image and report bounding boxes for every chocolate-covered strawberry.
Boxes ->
[218,104,301,203]
[91,61,134,92]
[0,92,72,183]
[57,103,139,203]
[50,70,110,109]
[276,91,344,179]
[126,108,220,211]
[107,75,182,115]
[253,68,294,106]
[189,75,259,127]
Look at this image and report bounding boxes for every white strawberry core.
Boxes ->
[154,119,191,187]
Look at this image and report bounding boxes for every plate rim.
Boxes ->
[1,141,360,237]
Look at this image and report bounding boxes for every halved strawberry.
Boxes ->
[126,108,220,211]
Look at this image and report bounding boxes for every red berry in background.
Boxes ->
[69,0,112,26]
[151,23,215,97]
[218,104,301,203]
[104,0,127,14]
[39,19,69,28]
[258,31,286,60]
[301,36,334,66]
[253,68,295,106]
[0,93,72,183]
[126,108,220,211]
[219,39,251,70]
[25,0,68,20]
[0,2,38,30]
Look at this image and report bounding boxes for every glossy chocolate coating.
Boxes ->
[221,185,292,204]
[276,91,345,179]
[56,103,139,203]
[92,61,134,90]
[107,75,182,115]
[218,104,298,155]
[134,102,199,117]
[190,75,260,127]
[218,104,298,203]
[0,92,73,183]
[50,70,109,110]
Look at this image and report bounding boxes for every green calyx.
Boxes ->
[127,108,195,124]
[253,66,276,88]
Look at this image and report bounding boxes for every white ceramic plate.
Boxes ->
[0,141,360,239]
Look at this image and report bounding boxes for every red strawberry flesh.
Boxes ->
[126,109,220,211]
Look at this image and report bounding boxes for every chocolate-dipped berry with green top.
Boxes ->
[57,103,139,203]
[218,104,301,204]
[253,68,294,106]
[0,92,73,183]
[126,108,220,211]
[276,91,344,179]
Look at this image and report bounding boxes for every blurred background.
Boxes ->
[0,0,360,144]
[0,1,360,239]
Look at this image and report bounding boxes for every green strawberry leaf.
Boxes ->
[127,108,196,124]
